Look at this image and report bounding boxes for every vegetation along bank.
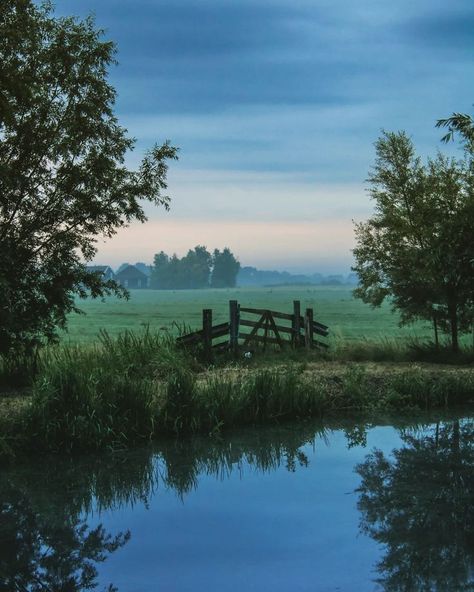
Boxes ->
[1,330,473,463]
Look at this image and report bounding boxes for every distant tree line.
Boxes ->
[237,267,358,287]
[150,246,240,289]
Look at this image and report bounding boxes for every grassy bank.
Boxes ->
[1,329,473,462]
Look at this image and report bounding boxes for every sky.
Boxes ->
[56,0,474,274]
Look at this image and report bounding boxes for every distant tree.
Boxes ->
[353,129,474,351]
[151,246,240,289]
[211,248,240,288]
[150,251,169,289]
[0,1,178,359]
[181,246,212,289]
[167,254,183,288]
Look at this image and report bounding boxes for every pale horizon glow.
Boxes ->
[94,168,367,273]
[57,0,474,273]
[94,218,356,275]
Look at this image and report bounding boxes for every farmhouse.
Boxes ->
[115,264,150,289]
[86,265,115,281]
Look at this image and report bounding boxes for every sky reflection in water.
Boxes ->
[1,413,473,592]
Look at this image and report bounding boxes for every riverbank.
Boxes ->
[1,332,473,462]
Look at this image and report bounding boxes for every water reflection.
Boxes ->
[356,419,474,592]
[156,424,316,496]
[0,423,326,591]
[0,480,129,591]
[2,415,474,591]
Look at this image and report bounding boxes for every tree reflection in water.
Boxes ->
[0,422,324,591]
[356,419,474,592]
[5,416,470,592]
[0,482,130,592]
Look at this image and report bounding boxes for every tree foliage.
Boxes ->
[353,129,474,350]
[0,482,129,592]
[0,1,178,356]
[150,246,240,289]
[210,247,240,288]
[436,111,474,151]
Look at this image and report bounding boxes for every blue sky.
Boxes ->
[57,0,474,273]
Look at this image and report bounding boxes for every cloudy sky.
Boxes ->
[57,0,474,273]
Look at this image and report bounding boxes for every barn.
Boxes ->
[86,265,115,281]
[115,265,149,289]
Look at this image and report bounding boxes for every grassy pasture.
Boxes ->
[63,285,435,345]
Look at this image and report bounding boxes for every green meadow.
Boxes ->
[63,285,435,345]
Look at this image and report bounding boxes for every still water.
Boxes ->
[1,412,473,591]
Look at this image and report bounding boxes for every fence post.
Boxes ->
[292,300,301,348]
[304,308,314,350]
[433,313,439,350]
[203,308,213,361]
[229,300,239,356]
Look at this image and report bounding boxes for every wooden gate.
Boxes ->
[176,300,329,359]
[239,308,293,350]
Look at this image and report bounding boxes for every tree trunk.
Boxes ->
[449,304,459,353]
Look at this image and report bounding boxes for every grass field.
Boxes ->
[63,285,436,345]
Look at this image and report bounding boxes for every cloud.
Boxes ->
[55,0,474,271]
[156,168,369,222]
[122,103,384,181]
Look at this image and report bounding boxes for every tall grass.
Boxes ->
[154,363,474,437]
[326,337,474,364]
[1,328,474,460]
[26,329,192,452]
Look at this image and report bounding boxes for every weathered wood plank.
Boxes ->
[312,323,329,337]
[176,322,229,344]
[212,323,230,338]
[229,300,239,356]
[240,307,294,321]
[312,339,329,349]
[305,308,314,350]
[176,330,202,344]
[242,313,267,347]
[239,318,293,335]
[267,312,284,348]
[262,312,269,350]
[203,309,213,361]
[292,301,301,348]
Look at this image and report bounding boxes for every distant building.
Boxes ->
[86,265,115,281]
[115,264,149,289]
[134,262,152,276]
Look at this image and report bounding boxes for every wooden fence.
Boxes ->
[176,300,329,359]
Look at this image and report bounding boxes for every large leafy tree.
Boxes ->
[211,247,240,288]
[353,129,474,351]
[0,1,178,357]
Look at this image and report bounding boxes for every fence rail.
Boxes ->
[176,300,329,360]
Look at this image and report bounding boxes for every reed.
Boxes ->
[26,329,192,452]
[1,329,473,460]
